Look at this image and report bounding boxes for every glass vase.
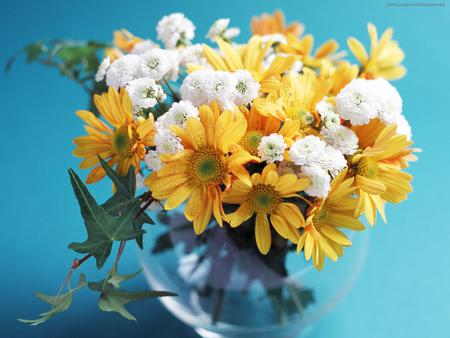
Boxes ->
[139,211,369,338]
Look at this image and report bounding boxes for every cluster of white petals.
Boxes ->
[106,54,146,89]
[156,13,195,49]
[95,57,110,82]
[180,69,260,109]
[316,98,340,130]
[154,128,184,154]
[300,164,331,198]
[258,133,287,163]
[126,77,166,111]
[206,18,240,42]
[320,125,359,155]
[289,135,327,166]
[163,100,199,128]
[336,78,403,126]
[144,150,163,171]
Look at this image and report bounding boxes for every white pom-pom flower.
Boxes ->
[316,97,340,130]
[233,70,260,106]
[289,135,327,166]
[154,129,184,154]
[145,150,163,171]
[335,78,379,125]
[141,49,178,81]
[204,71,236,110]
[95,56,110,82]
[106,54,145,89]
[156,13,195,49]
[179,44,209,68]
[258,133,287,163]
[126,77,166,110]
[180,69,212,107]
[318,145,347,177]
[163,100,200,128]
[372,78,403,124]
[300,164,331,198]
[394,114,412,140]
[321,125,359,155]
[206,18,240,42]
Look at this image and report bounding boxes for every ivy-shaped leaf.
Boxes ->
[89,269,176,321]
[18,273,87,325]
[68,169,144,268]
[99,157,154,249]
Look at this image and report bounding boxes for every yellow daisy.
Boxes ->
[223,164,310,254]
[350,123,413,225]
[145,103,259,234]
[279,33,343,69]
[297,168,365,270]
[235,105,300,156]
[105,29,143,62]
[251,10,304,37]
[73,87,156,183]
[199,36,297,94]
[280,71,331,123]
[347,23,406,80]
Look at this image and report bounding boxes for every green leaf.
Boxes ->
[18,273,87,325]
[68,169,144,268]
[25,41,46,63]
[98,157,154,249]
[89,270,176,321]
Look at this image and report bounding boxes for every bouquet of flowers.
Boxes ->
[16,10,417,326]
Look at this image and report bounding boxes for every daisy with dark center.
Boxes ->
[145,103,259,234]
[234,105,300,157]
[223,164,310,254]
[297,168,365,270]
[350,123,414,225]
[73,87,156,183]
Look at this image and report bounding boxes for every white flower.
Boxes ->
[321,125,359,155]
[258,133,287,163]
[206,18,240,42]
[300,165,331,198]
[289,135,327,166]
[154,129,184,154]
[145,150,163,171]
[300,164,331,198]
[180,69,212,107]
[394,114,412,140]
[156,12,195,49]
[316,97,340,129]
[335,78,379,125]
[204,71,236,110]
[106,54,145,89]
[317,145,347,177]
[178,44,209,68]
[126,77,166,111]
[141,49,177,81]
[95,56,110,82]
[233,70,260,106]
[131,39,158,54]
[163,100,199,128]
[372,78,403,124]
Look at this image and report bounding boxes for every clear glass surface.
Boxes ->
[139,212,369,338]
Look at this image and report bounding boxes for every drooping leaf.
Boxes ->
[89,270,176,321]
[68,169,144,268]
[99,157,154,249]
[18,273,87,325]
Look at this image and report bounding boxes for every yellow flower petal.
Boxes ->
[255,213,271,255]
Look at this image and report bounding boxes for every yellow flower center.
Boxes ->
[239,130,263,155]
[249,184,281,214]
[112,125,138,159]
[355,157,378,179]
[190,147,227,186]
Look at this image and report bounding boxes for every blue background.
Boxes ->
[1,0,449,337]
